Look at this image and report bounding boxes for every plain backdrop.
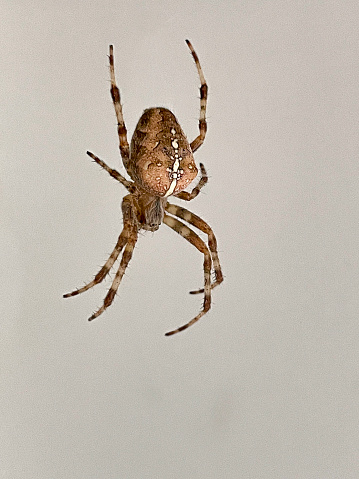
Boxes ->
[1,1,359,478]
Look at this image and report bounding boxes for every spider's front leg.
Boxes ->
[88,223,138,321]
[63,226,130,299]
[165,203,223,294]
[63,196,138,321]
[88,195,138,321]
[163,213,212,336]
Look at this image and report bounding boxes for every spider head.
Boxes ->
[135,194,166,231]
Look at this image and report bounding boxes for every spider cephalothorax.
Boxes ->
[64,40,223,336]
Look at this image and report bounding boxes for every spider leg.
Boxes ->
[63,228,130,299]
[109,45,130,169]
[175,163,208,201]
[87,151,135,192]
[165,203,223,294]
[163,214,212,336]
[186,40,208,154]
[88,224,138,321]
[63,196,136,299]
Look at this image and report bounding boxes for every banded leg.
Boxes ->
[63,228,130,298]
[63,196,136,299]
[166,203,223,293]
[186,40,208,153]
[109,45,130,169]
[175,163,208,201]
[163,214,212,336]
[87,151,134,192]
[89,225,138,321]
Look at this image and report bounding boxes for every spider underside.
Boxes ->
[64,40,223,336]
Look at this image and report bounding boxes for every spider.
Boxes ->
[63,40,223,336]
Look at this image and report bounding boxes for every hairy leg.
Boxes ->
[63,228,130,298]
[175,163,208,201]
[87,151,134,192]
[63,196,136,299]
[109,45,130,168]
[88,225,138,321]
[163,214,212,336]
[186,40,208,153]
[165,203,223,294]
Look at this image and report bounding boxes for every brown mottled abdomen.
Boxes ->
[129,108,198,197]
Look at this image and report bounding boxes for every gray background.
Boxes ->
[1,1,359,478]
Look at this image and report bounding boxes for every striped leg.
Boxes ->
[88,225,138,321]
[175,163,208,201]
[186,40,208,153]
[166,203,223,294]
[63,196,136,299]
[163,214,212,336]
[87,151,134,192]
[63,229,130,298]
[109,45,130,169]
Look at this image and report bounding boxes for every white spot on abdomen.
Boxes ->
[172,157,180,172]
[164,155,183,197]
[164,179,177,197]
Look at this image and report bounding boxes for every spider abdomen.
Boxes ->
[129,107,198,197]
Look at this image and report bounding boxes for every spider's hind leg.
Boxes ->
[109,45,130,170]
[186,40,208,154]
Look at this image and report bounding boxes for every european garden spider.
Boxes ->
[64,40,223,336]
